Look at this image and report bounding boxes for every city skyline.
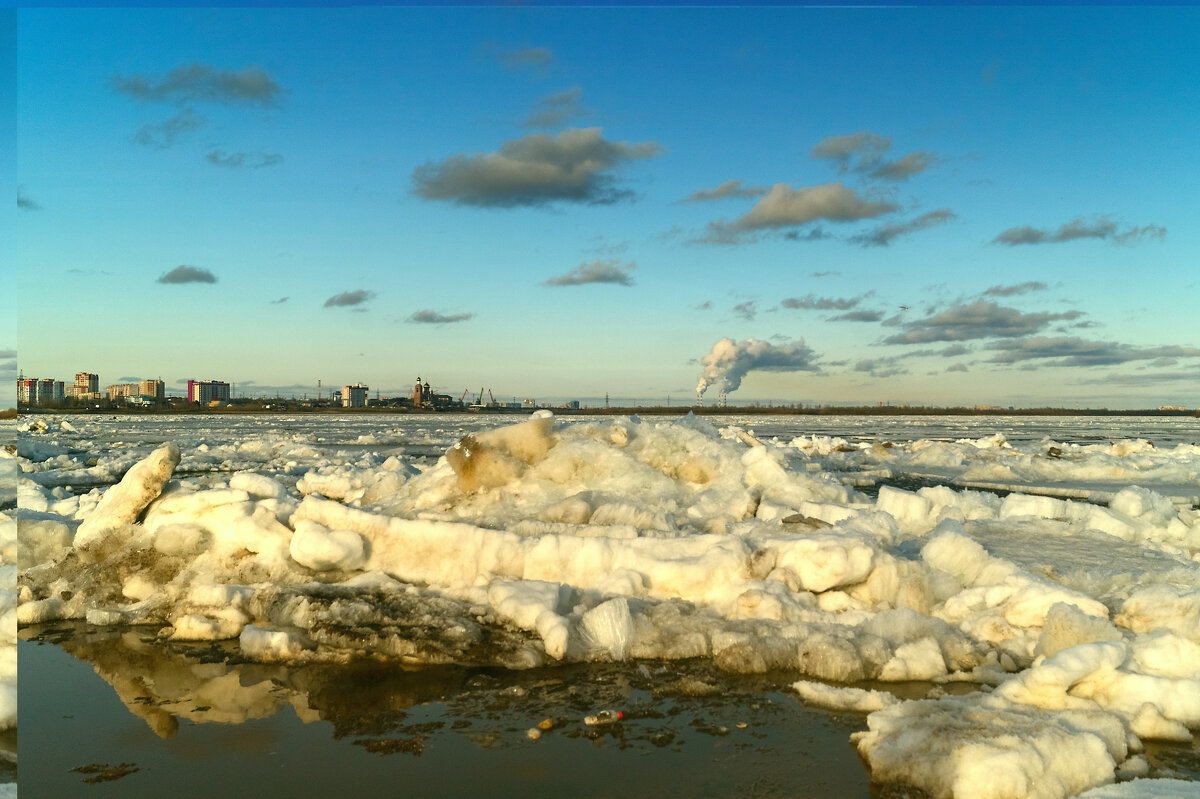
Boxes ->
[13,364,1197,411]
[12,7,1200,408]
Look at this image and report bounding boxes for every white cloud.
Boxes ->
[781,293,868,311]
[206,150,283,169]
[810,131,891,173]
[17,187,40,210]
[413,127,661,207]
[323,290,375,308]
[114,64,283,106]
[133,108,207,149]
[987,337,1200,367]
[982,282,1049,297]
[407,309,475,324]
[870,151,937,180]
[850,209,955,247]
[682,180,769,203]
[733,301,757,320]
[157,265,216,284]
[524,86,591,128]
[993,216,1166,246]
[883,300,1084,344]
[493,46,555,73]
[700,182,897,244]
[544,259,635,286]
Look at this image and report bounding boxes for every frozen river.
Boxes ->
[12,412,1200,798]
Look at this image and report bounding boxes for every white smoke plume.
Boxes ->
[696,337,820,396]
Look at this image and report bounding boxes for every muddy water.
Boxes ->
[17,624,879,798]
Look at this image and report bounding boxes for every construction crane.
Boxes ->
[459,388,469,403]
[488,389,496,405]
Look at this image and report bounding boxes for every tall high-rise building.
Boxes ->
[186,379,231,404]
[75,373,99,394]
[42,379,64,404]
[139,379,166,400]
[18,379,38,405]
[18,379,64,405]
[106,383,141,400]
[342,383,369,408]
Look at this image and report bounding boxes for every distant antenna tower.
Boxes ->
[317,379,322,401]
[605,392,609,409]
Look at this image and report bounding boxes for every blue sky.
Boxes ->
[13,6,1200,407]
[1,10,13,385]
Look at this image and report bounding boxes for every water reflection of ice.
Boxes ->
[21,622,885,798]
[25,622,843,738]
[15,412,1200,798]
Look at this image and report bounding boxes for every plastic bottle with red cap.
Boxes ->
[584,710,623,727]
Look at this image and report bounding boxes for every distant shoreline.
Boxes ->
[13,405,1198,418]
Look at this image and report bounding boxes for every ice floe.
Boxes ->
[15,411,1200,797]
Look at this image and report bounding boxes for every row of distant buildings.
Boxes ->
[309,377,536,410]
[334,379,442,408]
[17,372,101,405]
[17,370,391,410]
[16,371,559,412]
[17,371,230,407]
[323,377,453,408]
[17,372,166,405]
[17,370,384,409]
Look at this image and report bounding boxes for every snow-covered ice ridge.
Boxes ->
[16,412,1200,799]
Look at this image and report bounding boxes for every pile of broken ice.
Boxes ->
[15,411,1200,798]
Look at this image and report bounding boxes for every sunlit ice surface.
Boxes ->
[14,412,1200,798]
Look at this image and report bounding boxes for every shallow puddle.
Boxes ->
[18,624,880,798]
